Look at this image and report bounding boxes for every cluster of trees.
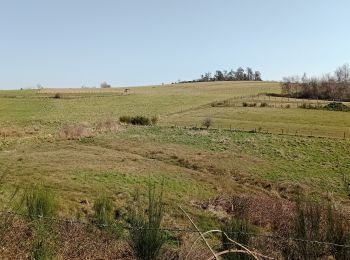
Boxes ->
[176,67,262,84]
[199,67,262,82]
[282,64,350,101]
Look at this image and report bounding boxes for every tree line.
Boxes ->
[282,64,350,101]
[175,67,262,84]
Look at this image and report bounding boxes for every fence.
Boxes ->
[167,124,349,140]
[1,209,350,259]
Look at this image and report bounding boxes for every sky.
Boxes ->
[0,0,350,89]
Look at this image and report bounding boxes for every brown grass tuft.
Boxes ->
[95,119,120,133]
[59,123,93,140]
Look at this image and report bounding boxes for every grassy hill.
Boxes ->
[1,81,350,258]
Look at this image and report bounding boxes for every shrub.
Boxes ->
[151,115,159,125]
[53,93,61,99]
[202,117,212,129]
[260,102,268,107]
[120,116,151,126]
[120,115,132,124]
[25,187,57,220]
[324,102,349,111]
[131,116,151,126]
[128,183,166,260]
[243,102,256,107]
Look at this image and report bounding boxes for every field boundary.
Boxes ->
[1,210,350,249]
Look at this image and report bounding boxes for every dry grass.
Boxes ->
[95,119,120,133]
[59,123,93,140]
[0,217,134,259]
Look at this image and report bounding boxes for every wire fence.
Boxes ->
[166,124,349,140]
[1,210,350,249]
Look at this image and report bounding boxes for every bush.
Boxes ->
[324,102,349,111]
[131,116,151,126]
[260,102,268,107]
[25,187,57,220]
[128,183,166,260]
[120,115,132,124]
[202,117,212,129]
[243,102,256,107]
[53,93,61,99]
[120,116,151,126]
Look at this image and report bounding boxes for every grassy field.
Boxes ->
[1,81,350,258]
[1,81,350,214]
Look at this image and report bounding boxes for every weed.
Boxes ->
[25,186,57,220]
[92,195,123,239]
[93,195,114,226]
[282,200,350,259]
[326,205,350,259]
[33,239,50,260]
[128,182,166,260]
[221,218,256,260]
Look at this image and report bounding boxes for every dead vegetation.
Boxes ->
[95,119,120,133]
[59,123,94,140]
[59,120,121,140]
[0,217,133,259]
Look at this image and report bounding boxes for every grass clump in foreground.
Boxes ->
[282,200,350,259]
[127,183,166,260]
[24,186,58,260]
[25,186,58,220]
[92,195,123,239]
[221,216,257,260]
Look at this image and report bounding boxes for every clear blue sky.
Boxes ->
[1,0,349,89]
